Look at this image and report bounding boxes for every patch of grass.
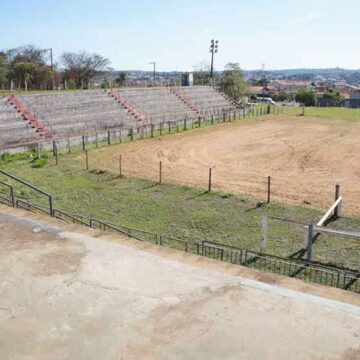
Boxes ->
[1,130,360,271]
[31,157,48,168]
[0,152,34,167]
[284,107,360,121]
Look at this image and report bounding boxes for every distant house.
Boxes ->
[343,91,360,108]
[268,80,313,93]
[317,97,338,107]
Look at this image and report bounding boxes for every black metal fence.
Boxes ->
[1,194,359,294]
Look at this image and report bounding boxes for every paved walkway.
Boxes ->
[0,210,359,360]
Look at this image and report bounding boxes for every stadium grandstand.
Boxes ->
[0,86,238,150]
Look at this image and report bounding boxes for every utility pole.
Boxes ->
[261,63,266,99]
[43,48,54,90]
[149,61,156,85]
[209,39,218,85]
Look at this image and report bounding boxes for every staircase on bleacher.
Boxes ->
[108,90,145,122]
[7,96,52,139]
[169,87,200,114]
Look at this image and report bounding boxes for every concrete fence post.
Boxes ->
[334,183,341,217]
[260,215,268,253]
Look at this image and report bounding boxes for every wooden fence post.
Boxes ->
[184,118,187,130]
[107,131,111,145]
[130,128,134,141]
[208,167,212,192]
[160,122,163,136]
[119,154,122,178]
[36,143,41,159]
[85,150,89,170]
[159,161,162,184]
[151,124,154,138]
[211,114,214,125]
[67,138,71,153]
[95,133,99,148]
[267,176,271,204]
[306,224,314,265]
[55,145,58,166]
[52,140,56,156]
[82,135,86,151]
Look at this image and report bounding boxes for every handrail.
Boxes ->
[0,180,14,207]
[0,170,53,216]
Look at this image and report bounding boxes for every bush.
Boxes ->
[31,157,48,168]
[295,89,317,107]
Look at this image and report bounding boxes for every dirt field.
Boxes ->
[91,115,360,214]
[1,206,360,359]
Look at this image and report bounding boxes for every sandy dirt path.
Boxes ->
[90,115,360,214]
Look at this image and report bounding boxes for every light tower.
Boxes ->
[209,39,218,84]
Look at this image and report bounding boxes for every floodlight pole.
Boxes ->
[209,39,218,85]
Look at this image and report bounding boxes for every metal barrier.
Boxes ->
[1,195,359,294]
[244,250,340,288]
[0,180,15,207]
[159,235,194,252]
[16,199,52,216]
[90,218,158,243]
[0,170,53,217]
[202,241,243,265]
[53,209,91,226]
[341,272,360,293]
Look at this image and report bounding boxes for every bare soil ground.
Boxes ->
[0,206,360,360]
[91,115,360,215]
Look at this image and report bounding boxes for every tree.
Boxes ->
[193,61,211,85]
[115,72,126,86]
[61,51,110,89]
[295,89,317,106]
[323,91,345,106]
[13,62,37,91]
[219,63,248,102]
[0,52,7,88]
[4,45,59,90]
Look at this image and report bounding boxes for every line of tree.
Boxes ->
[193,61,248,103]
[0,45,111,90]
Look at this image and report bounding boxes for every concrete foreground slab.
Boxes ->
[0,210,359,360]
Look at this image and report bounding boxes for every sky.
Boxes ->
[0,0,359,71]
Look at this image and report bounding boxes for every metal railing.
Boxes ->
[244,250,341,288]
[1,195,359,294]
[16,199,52,216]
[0,169,53,216]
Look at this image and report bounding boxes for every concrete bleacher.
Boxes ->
[18,90,138,138]
[0,97,41,148]
[0,86,237,149]
[116,87,197,123]
[179,86,237,113]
